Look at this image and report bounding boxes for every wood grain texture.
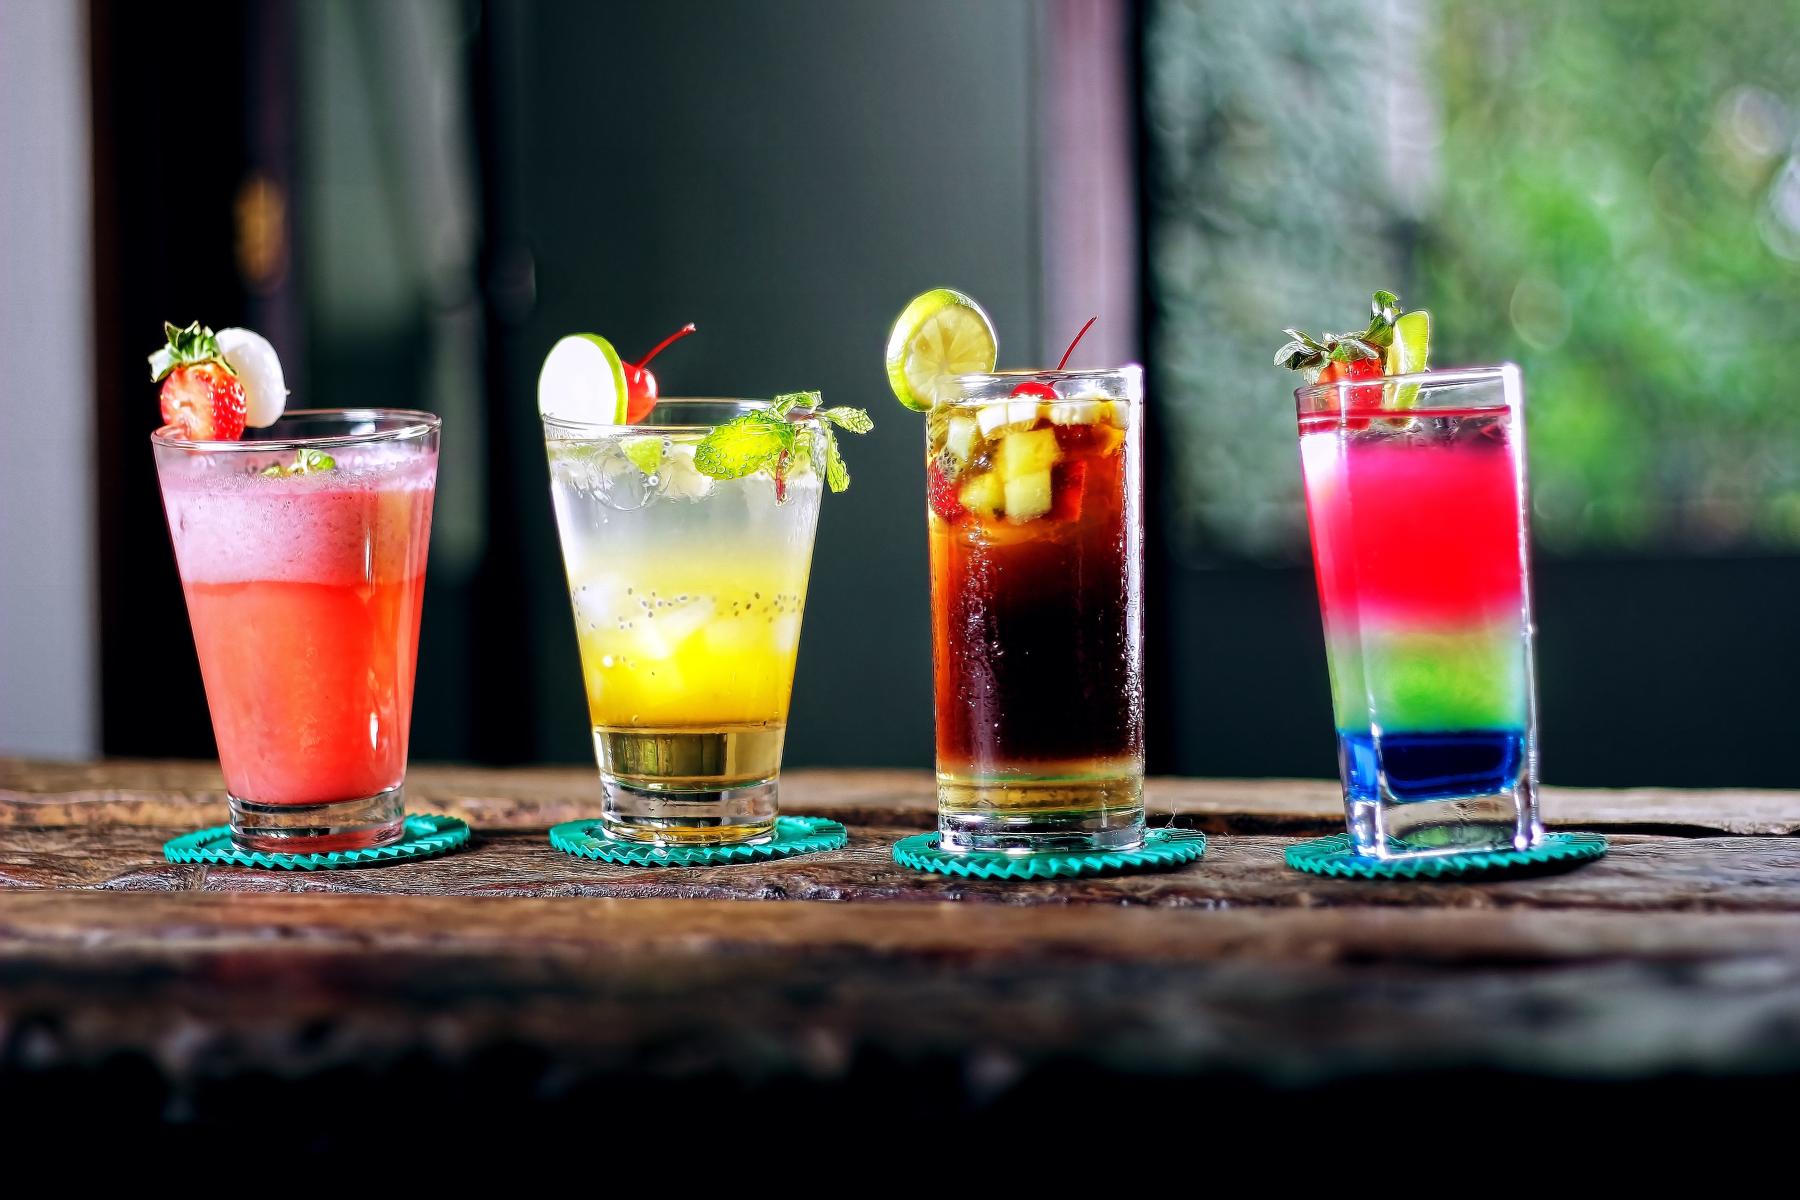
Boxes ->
[4,825,1800,913]
[5,758,1798,834]
[3,891,1800,1089]
[2,756,1798,1112]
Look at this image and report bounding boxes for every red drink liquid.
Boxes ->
[155,420,437,851]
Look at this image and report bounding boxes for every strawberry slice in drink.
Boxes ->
[928,459,967,522]
[1051,459,1087,522]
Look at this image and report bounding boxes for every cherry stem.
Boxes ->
[637,322,697,369]
[1056,316,1098,372]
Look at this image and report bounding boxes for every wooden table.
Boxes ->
[4,757,1800,1146]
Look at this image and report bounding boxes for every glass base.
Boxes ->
[1347,782,1542,859]
[601,775,778,846]
[937,774,1144,854]
[229,786,406,854]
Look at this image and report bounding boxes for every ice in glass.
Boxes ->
[927,368,1146,851]
[545,401,821,844]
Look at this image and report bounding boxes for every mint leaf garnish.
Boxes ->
[621,435,665,477]
[1274,291,1413,382]
[1329,338,1380,364]
[822,425,849,491]
[822,406,873,434]
[262,448,336,476]
[692,391,871,495]
[692,412,795,479]
[770,390,821,417]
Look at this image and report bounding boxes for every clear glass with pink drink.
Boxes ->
[153,410,439,852]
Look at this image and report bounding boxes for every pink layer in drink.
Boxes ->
[158,451,436,807]
[1301,413,1525,628]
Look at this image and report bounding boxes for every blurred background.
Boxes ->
[4,0,1799,787]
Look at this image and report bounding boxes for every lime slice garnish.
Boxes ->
[621,435,665,476]
[885,288,998,412]
[1386,309,1430,408]
[538,334,630,424]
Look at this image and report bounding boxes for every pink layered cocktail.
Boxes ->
[154,410,439,851]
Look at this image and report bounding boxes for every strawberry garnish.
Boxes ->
[1273,290,1405,385]
[927,459,967,522]
[1317,355,1385,386]
[150,321,247,440]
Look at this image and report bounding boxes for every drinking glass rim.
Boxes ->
[1294,363,1520,408]
[149,407,440,452]
[951,364,1144,388]
[542,397,819,436]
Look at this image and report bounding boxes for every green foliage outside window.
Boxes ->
[1145,0,1800,558]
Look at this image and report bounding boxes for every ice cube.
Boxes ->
[626,594,717,659]
[586,446,655,510]
[659,442,715,500]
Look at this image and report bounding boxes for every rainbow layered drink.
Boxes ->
[1281,297,1540,856]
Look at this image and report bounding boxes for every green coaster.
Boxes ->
[1286,831,1608,880]
[547,815,847,866]
[163,814,471,870]
[891,828,1205,880]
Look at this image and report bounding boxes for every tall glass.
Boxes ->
[544,400,822,845]
[1296,365,1541,857]
[152,410,439,852]
[926,366,1145,852]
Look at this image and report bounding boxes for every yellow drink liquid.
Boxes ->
[547,415,821,844]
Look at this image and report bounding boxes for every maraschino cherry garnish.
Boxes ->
[622,322,697,422]
[1011,316,1098,400]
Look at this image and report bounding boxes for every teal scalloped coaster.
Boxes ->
[891,828,1205,880]
[1286,831,1608,880]
[163,814,470,870]
[547,815,847,866]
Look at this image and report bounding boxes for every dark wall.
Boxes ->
[91,0,252,761]
[96,0,1799,790]
[1165,556,1800,789]
[493,0,1046,769]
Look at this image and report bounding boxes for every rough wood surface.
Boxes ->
[2,756,1798,1114]
[5,757,1800,835]
[4,891,1800,1083]
[4,824,1800,913]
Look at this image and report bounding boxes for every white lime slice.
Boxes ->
[885,288,998,412]
[1386,309,1430,409]
[539,334,629,423]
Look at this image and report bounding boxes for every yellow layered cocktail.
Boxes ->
[544,394,829,844]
